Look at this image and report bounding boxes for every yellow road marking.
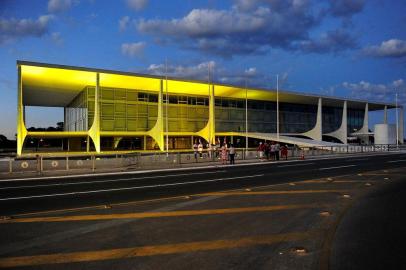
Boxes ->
[199,190,350,196]
[0,231,315,268]
[360,173,403,176]
[1,204,325,223]
[331,180,379,183]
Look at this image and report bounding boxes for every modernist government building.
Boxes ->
[16,61,404,156]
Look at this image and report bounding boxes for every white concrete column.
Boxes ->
[325,100,347,144]
[383,105,388,124]
[302,98,322,141]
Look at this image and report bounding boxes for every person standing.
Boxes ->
[257,142,264,160]
[275,142,280,161]
[193,142,198,161]
[229,144,236,164]
[270,142,276,161]
[264,141,270,160]
[281,145,288,160]
[198,141,203,158]
[221,144,228,165]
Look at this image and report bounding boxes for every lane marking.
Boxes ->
[1,203,323,223]
[277,163,315,168]
[199,190,349,196]
[0,231,315,268]
[350,158,369,161]
[0,174,264,201]
[387,159,406,163]
[319,165,356,170]
[332,180,378,183]
[0,170,227,191]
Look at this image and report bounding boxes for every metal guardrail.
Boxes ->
[0,144,405,175]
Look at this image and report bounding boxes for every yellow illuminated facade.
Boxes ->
[17,61,400,156]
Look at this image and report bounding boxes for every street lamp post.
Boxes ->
[276,74,279,140]
[245,78,248,151]
[165,59,169,156]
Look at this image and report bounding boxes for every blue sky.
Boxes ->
[1,0,406,139]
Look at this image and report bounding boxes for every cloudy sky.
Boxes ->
[0,0,405,139]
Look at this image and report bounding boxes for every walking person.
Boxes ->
[229,144,236,164]
[275,142,280,161]
[221,144,228,165]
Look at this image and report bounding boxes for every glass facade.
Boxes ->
[65,90,88,131]
[322,106,342,133]
[65,85,366,140]
[348,108,365,133]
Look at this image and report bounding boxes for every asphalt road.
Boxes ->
[1,153,406,269]
[331,171,406,270]
[1,152,405,216]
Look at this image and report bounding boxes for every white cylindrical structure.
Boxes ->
[374,124,396,145]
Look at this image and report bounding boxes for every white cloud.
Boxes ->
[0,15,54,44]
[363,39,406,58]
[145,61,276,88]
[50,32,63,45]
[136,1,323,57]
[297,28,357,53]
[147,61,216,80]
[48,0,76,13]
[342,79,406,104]
[119,16,130,31]
[121,42,146,57]
[127,0,148,11]
[244,67,257,76]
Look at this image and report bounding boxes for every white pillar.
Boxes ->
[383,105,388,124]
[325,100,347,144]
[302,98,322,141]
[398,106,404,144]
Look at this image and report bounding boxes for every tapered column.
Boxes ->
[147,80,164,150]
[303,98,322,141]
[16,65,27,156]
[325,100,347,144]
[197,85,215,144]
[88,73,100,153]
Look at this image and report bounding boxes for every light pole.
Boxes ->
[276,74,279,140]
[245,77,248,151]
[208,62,211,146]
[165,59,169,156]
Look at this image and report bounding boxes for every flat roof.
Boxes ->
[17,60,397,110]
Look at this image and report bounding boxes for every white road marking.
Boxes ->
[0,171,227,191]
[0,174,264,201]
[319,165,356,170]
[387,159,406,163]
[277,163,315,168]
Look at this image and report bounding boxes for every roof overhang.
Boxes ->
[18,61,396,110]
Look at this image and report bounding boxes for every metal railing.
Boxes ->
[1,144,405,175]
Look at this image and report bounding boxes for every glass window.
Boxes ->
[148,93,158,103]
[138,93,148,102]
[169,95,178,104]
[178,96,188,104]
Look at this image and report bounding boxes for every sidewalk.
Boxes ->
[1,151,403,181]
